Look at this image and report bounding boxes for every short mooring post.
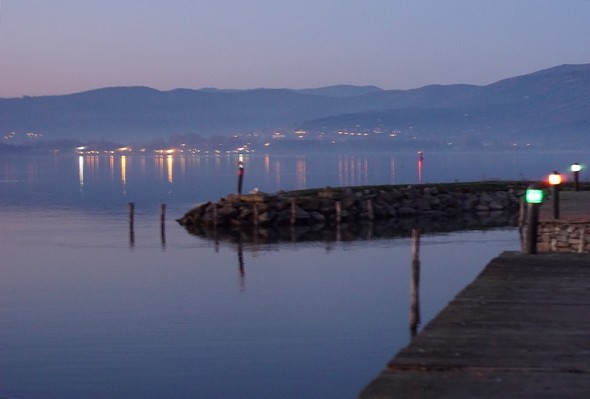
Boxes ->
[128,202,135,247]
[410,229,421,338]
[548,171,562,219]
[237,156,244,195]
[160,204,166,249]
[524,186,543,254]
[571,163,581,192]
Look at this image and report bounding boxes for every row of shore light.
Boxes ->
[523,163,583,255]
[75,146,255,156]
[526,163,583,205]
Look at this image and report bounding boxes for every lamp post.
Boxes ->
[548,171,562,219]
[524,186,543,254]
[571,163,581,192]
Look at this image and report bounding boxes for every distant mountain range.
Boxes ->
[1,63,589,148]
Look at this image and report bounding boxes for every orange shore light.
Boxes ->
[548,171,562,186]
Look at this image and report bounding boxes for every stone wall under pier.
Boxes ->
[537,220,590,253]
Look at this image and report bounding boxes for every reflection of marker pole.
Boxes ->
[238,239,245,291]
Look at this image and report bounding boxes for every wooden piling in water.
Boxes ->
[128,202,135,246]
[335,200,342,223]
[160,204,166,249]
[410,229,421,338]
[360,252,590,398]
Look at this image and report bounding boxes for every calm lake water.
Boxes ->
[0,150,585,398]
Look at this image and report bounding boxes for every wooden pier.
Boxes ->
[360,251,590,398]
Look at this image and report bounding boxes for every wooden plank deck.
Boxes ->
[359,251,590,398]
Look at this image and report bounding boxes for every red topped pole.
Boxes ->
[237,156,244,195]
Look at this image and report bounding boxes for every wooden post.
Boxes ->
[410,229,421,338]
[253,203,259,227]
[160,204,166,249]
[128,202,135,247]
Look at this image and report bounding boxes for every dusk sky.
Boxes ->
[0,0,589,98]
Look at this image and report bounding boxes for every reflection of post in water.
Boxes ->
[417,151,424,184]
[410,229,421,338]
[160,204,167,250]
[237,239,245,289]
[129,202,135,248]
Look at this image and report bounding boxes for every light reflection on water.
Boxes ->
[0,150,570,398]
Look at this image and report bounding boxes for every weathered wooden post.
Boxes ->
[128,202,135,247]
[335,200,342,224]
[160,204,166,249]
[410,229,421,338]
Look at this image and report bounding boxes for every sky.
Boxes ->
[0,0,589,98]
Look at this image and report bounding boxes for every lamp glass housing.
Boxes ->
[548,172,562,186]
[525,188,544,204]
[571,163,582,172]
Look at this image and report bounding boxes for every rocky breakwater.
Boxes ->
[177,183,525,230]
